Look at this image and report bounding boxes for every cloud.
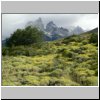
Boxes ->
[2,14,98,40]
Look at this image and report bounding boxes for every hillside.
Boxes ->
[2,29,98,86]
[85,27,98,34]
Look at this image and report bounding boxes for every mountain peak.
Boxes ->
[48,21,54,24]
[76,26,83,30]
[72,26,84,34]
[25,17,44,31]
[46,21,57,32]
[36,17,42,22]
[47,21,57,27]
[76,25,81,28]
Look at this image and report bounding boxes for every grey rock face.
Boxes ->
[25,17,44,31]
[46,21,57,32]
[46,21,69,37]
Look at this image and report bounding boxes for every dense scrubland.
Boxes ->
[2,26,98,86]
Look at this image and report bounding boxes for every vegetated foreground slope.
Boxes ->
[2,30,98,86]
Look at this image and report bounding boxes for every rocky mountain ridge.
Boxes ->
[25,17,85,41]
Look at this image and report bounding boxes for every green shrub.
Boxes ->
[49,77,59,86]
[62,50,73,58]
[25,76,40,86]
[82,40,88,45]
[6,26,44,46]
[2,47,9,55]
[40,76,50,86]
[89,33,98,45]
[50,69,63,77]
[86,76,98,86]
[95,69,98,76]
[71,67,97,86]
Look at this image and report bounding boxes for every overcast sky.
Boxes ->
[2,14,98,40]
